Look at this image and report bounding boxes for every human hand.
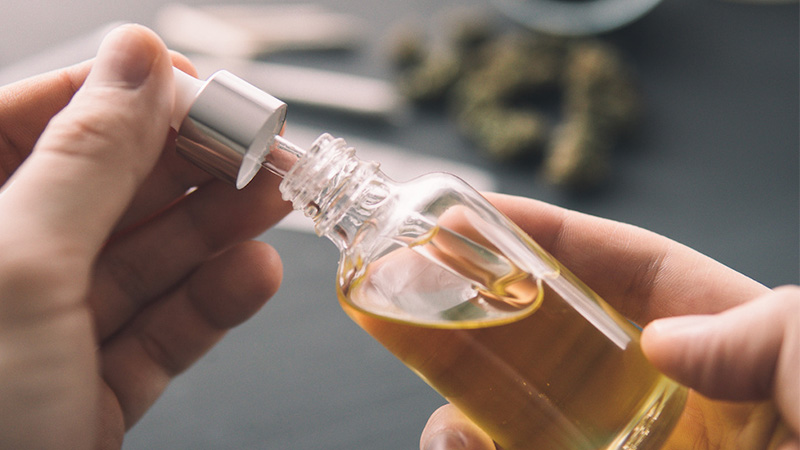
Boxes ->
[419,193,798,450]
[0,24,290,449]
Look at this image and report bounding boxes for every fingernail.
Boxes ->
[424,431,467,450]
[93,24,160,88]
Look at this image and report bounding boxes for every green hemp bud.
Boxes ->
[387,10,642,191]
[386,23,428,70]
[543,41,640,188]
[395,49,462,103]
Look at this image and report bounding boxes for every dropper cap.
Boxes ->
[172,68,287,189]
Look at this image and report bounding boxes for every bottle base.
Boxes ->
[606,378,687,450]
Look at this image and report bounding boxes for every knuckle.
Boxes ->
[43,114,120,169]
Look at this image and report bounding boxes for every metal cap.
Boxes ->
[176,70,287,189]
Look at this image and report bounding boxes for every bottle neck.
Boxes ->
[277,133,390,250]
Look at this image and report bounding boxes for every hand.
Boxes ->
[0,25,290,448]
[419,193,798,450]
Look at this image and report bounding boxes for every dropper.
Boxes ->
[172,67,305,188]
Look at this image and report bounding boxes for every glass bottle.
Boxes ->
[270,133,686,450]
[173,69,687,450]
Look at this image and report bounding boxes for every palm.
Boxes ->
[664,394,780,449]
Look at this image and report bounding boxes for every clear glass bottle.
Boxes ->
[273,133,686,450]
[171,69,686,449]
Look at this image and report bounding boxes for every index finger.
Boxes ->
[484,193,768,323]
[0,60,91,182]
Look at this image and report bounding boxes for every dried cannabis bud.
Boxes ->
[542,41,639,188]
[450,33,569,160]
[544,117,612,189]
[386,23,427,70]
[445,8,495,54]
[395,49,462,103]
[387,12,641,190]
[562,41,640,136]
[458,106,550,161]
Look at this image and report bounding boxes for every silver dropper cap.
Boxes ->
[175,70,287,189]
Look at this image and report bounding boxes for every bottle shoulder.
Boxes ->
[390,171,483,213]
[340,171,491,257]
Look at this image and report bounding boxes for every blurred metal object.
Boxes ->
[156,3,366,58]
[488,0,663,35]
[190,56,410,124]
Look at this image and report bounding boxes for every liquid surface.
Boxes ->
[407,225,542,312]
[344,225,545,327]
[339,222,686,449]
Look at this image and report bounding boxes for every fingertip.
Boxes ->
[90,24,170,89]
[642,296,794,403]
[420,404,495,450]
[169,50,199,78]
[641,315,710,381]
[240,240,283,301]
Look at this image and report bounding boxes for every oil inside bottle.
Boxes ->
[401,224,544,319]
[338,221,686,449]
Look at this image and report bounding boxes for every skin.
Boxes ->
[420,193,799,450]
[0,25,290,448]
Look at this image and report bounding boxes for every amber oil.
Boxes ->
[338,224,686,449]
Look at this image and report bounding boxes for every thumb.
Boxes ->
[420,404,496,450]
[0,24,173,257]
[641,286,800,433]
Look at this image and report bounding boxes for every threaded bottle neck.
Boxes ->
[278,134,389,249]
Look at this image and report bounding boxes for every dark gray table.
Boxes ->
[1,1,797,449]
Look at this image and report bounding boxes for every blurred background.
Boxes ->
[0,0,797,449]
